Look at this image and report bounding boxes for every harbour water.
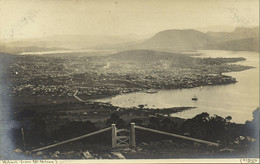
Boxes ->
[96,50,259,123]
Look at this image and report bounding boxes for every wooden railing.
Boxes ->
[135,125,219,147]
[31,122,219,152]
[32,127,112,152]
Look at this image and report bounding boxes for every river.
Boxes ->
[96,50,259,123]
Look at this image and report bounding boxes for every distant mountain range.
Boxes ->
[0,45,66,54]
[128,27,259,51]
[0,34,146,54]
[0,26,258,54]
[206,27,258,41]
[133,29,215,51]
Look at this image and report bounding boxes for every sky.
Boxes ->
[0,0,259,41]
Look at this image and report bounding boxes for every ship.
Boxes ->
[192,95,198,101]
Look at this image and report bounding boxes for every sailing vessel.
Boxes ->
[192,95,198,101]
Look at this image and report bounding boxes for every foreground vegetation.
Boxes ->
[11,106,259,159]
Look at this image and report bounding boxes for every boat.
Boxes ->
[192,95,198,101]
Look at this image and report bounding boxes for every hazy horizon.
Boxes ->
[0,0,259,42]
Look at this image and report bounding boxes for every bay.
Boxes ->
[96,50,259,123]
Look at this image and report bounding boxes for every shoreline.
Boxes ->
[75,77,239,102]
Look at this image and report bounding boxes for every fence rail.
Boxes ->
[32,127,112,152]
[135,125,219,147]
[31,123,219,152]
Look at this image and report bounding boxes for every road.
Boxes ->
[73,90,87,102]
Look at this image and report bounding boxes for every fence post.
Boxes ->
[111,124,116,148]
[130,123,136,147]
[21,128,26,151]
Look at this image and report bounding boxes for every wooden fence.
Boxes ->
[135,125,219,147]
[32,127,112,152]
[31,123,219,152]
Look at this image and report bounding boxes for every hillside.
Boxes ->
[207,37,259,51]
[108,49,191,62]
[133,27,259,52]
[207,27,259,42]
[205,27,259,51]
[1,34,144,52]
[135,29,215,51]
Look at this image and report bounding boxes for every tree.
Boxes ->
[138,104,145,109]
[130,119,143,126]
[106,113,126,128]
[224,116,232,146]
[161,118,177,132]
[194,112,210,122]
[148,116,160,129]
[207,115,226,142]
[181,112,210,139]
[54,120,97,141]
[225,116,232,122]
